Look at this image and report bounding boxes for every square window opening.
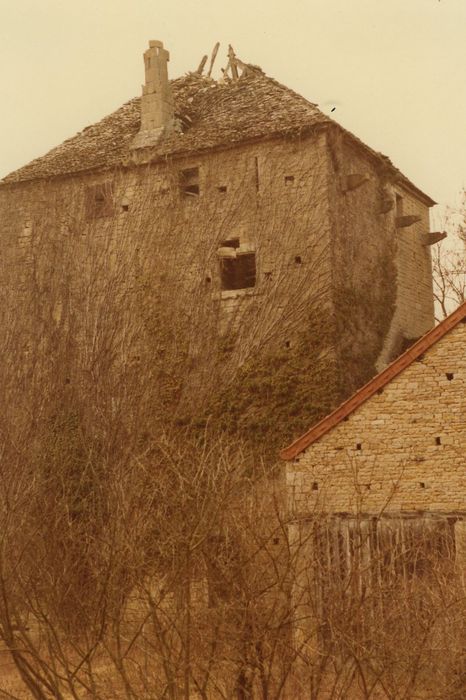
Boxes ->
[85,182,114,219]
[180,167,200,198]
[220,253,256,291]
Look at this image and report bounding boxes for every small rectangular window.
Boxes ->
[85,182,114,219]
[221,253,256,290]
[254,156,260,192]
[180,167,200,198]
[396,194,403,217]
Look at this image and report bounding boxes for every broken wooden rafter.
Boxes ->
[228,45,239,80]
[232,56,262,77]
[207,42,220,78]
[196,55,208,75]
[220,66,232,82]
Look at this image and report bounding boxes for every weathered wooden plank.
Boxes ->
[207,42,220,77]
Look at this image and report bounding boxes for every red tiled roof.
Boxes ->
[280,301,466,461]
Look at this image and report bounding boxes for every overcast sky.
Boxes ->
[1,0,465,222]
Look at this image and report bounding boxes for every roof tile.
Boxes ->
[280,301,466,461]
[2,72,328,184]
[1,69,434,204]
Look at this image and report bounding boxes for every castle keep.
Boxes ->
[0,41,441,446]
[1,39,464,699]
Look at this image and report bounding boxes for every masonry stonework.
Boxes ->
[0,41,439,447]
[286,317,466,516]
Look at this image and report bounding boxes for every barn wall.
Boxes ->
[286,320,466,515]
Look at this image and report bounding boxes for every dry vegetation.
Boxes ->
[432,189,466,320]
[432,243,466,320]
[0,167,464,698]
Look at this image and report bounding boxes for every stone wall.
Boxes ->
[326,128,434,398]
[0,132,332,325]
[0,133,336,435]
[286,320,466,516]
[0,128,436,445]
[377,187,435,368]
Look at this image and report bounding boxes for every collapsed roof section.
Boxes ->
[0,44,435,206]
[1,71,326,184]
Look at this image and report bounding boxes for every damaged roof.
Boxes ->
[1,69,434,204]
[2,72,327,184]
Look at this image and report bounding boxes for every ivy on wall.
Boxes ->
[203,309,342,456]
[333,246,397,397]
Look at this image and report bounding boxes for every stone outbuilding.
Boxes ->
[281,300,466,699]
[282,299,466,560]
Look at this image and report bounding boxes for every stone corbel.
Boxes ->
[421,231,447,246]
[395,215,421,228]
[379,197,394,214]
[342,174,369,193]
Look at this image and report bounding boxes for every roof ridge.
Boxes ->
[280,300,466,461]
[258,72,320,109]
[0,67,435,202]
[0,70,328,184]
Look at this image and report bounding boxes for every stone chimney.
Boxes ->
[132,40,175,149]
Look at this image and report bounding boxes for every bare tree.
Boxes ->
[432,242,466,320]
[0,161,464,699]
[432,190,466,320]
[0,156,329,697]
